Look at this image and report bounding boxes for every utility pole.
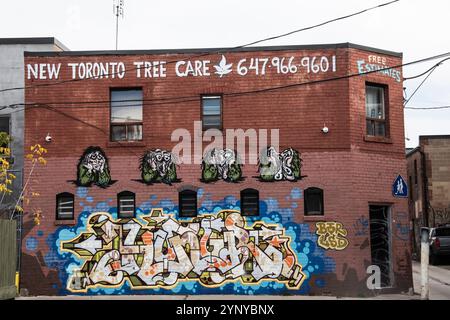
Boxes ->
[420,228,430,300]
[114,0,124,50]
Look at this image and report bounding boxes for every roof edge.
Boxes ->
[406,146,421,157]
[0,37,69,51]
[419,135,450,140]
[23,42,402,58]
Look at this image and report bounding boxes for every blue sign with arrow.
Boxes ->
[392,174,408,198]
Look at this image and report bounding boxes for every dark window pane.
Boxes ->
[375,122,385,136]
[304,188,324,216]
[241,189,259,216]
[366,120,374,136]
[57,194,74,220]
[435,228,450,237]
[179,190,197,217]
[118,192,135,218]
[414,160,418,184]
[203,115,222,129]
[0,117,9,134]
[111,125,127,141]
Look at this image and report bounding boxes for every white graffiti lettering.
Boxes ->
[62,209,306,292]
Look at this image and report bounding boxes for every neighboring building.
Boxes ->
[21,43,412,297]
[0,38,68,214]
[407,135,450,254]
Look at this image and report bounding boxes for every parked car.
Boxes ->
[428,225,450,265]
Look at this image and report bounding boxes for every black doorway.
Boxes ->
[369,205,392,287]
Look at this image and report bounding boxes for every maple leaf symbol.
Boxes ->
[214,55,233,78]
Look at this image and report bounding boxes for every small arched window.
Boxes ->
[56,192,74,220]
[117,191,136,218]
[241,188,259,216]
[304,187,324,216]
[179,189,197,217]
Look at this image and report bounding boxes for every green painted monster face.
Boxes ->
[140,149,178,184]
[77,147,112,188]
[201,148,242,183]
[259,147,302,182]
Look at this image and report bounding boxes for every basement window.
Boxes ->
[202,95,222,131]
[366,84,388,137]
[179,189,197,217]
[117,191,136,218]
[110,89,143,141]
[240,188,259,216]
[56,193,75,220]
[304,187,324,216]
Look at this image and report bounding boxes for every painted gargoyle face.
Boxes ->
[83,151,106,173]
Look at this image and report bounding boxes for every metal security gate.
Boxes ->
[369,205,392,288]
[0,219,17,300]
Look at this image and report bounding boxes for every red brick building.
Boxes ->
[21,43,412,296]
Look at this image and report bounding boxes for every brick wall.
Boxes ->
[21,44,411,296]
[420,136,450,226]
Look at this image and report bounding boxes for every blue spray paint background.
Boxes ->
[42,187,335,295]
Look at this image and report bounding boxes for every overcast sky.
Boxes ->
[1,0,449,148]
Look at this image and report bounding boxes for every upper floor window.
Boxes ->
[366,84,387,137]
[240,188,259,216]
[56,192,74,220]
[110,89,143,141]
[202,95,222,131]
[304,187,324,216]
[179,189,197,217]
[117,191,136,218]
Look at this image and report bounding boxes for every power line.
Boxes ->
[403,57,450,107]
[239,0,400,48]
[0,0,400,94]
[404,65,439,106]
[1,50,449,110]
[403,57,450,81]
[405,106,450,110]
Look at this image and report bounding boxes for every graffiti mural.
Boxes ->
[140,149,179,185]
[353,216,369,237]
[259,147,302,182]
[201,148,242,183]
[356,54,401,82]
[61,209,306,292]
[77,147,112,188]
[315,222,349,251]
[22,188,337,295]
[394,212,409,241]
